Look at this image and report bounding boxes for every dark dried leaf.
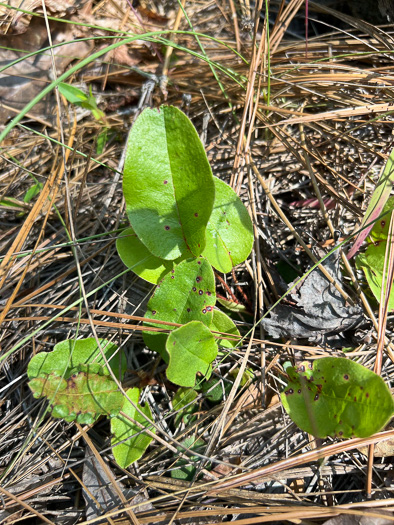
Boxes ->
[262,250,364,345]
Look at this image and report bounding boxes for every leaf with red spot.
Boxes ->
[165,321,218,387]
[281,357,394,438]
[369,196,394,241]
[143,257,216,362]
[202,177,253,273]
[29,364,123,424]
[123,105,215,260]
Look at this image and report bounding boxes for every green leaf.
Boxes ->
[369,196,394,241]
[202,177,253,272]
[143,257,216,361]
[170,436,205,480]
[172,387,198,426]
[217,297,248,313]
[59,82,105,123]
[116,226,185,284]
[24,183,43,203]
[123,105,215,260]
[210,308,240,348]
[356,240,394,310]
[27,338,127,381]
[0,197,25,209]
[199,378,232,402]
[347,148,394,259]
[58,82,89,104]
[29,365,123,424]
[96,128,108,155]
[165,321,218,387]
[111,388,154,469]
[229,367,254,387]
[281,357,394,438]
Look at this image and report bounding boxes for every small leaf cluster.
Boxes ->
[118,105,254,388]
[28,338,155,468]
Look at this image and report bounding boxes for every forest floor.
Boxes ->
[1,1,394,524]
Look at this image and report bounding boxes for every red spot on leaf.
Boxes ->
[344,374,349,380]
[165,226,170,231]
[199,290,203,295]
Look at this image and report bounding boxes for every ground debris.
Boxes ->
[262,249,365,346]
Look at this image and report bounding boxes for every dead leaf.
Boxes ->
[322,511,394,525]
[261,249,364,346]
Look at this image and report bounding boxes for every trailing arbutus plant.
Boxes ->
[28,103,393,469]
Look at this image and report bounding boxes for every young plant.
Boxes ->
[27,338,154,468]
[118,105,252,387]
[27,105,393,471]
[58,82,108,154]
[27,105,252,468]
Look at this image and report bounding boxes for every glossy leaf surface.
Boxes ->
[281,357,394,438]
[202,177,253,272]
[143,257,216,361]
[123,105,215,260]
[111,388,154,469]
[210,308,240,348]
[166,321,218,387]
[117,226,185,284]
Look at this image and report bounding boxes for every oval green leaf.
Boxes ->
[210,308,240,348]
[29,366,123,424]
[281,357,394,438]
[166,321,218,387]
[202,177,253,273]
[123,105,215,260]
[356,240,394,310]
[116,226,185,284]
[27,338,127,381]
[111,388,154,469]
[143,257,216,361]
